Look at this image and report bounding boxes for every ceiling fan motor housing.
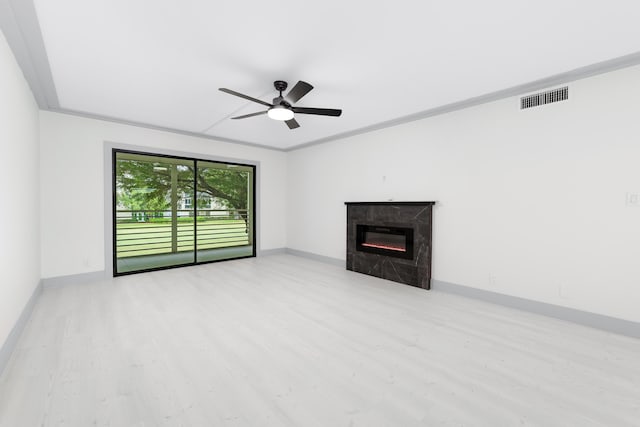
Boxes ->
[274,80,288,93]
[272,96,291,107]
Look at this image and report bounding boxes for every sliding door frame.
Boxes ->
[104,142,259,277]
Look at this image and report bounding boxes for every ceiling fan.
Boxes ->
[219,80,342,130]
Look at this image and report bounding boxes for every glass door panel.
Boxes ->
[114,151,195,274]
[195,161,255,263]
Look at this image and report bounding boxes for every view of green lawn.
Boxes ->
[116,218,249,258]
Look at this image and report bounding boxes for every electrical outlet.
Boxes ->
[489,274,497,287]
[626,192,639,207]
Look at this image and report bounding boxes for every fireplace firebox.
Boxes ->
[356,225,413,260]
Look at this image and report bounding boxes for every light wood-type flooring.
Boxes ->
[1,254,639,426]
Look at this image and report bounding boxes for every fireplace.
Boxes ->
[345,202,434,289]
[356,224,413,260]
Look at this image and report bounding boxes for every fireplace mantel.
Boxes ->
[344,201,435,206]
[345,201,435,289]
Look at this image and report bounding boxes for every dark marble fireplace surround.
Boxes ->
[345,202,434,289]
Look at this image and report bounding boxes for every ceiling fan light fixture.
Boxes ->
[267,105,294,121]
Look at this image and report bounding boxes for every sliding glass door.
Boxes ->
[113,150,255,275]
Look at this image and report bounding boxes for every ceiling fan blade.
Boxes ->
[292,107,342,117]
[231,111,267,120]
[219,88,273,107]
[285,118,300,129]
[285,81,314,103]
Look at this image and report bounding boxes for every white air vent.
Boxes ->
[520,86,568,110]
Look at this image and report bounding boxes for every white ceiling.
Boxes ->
[13,1,640,149]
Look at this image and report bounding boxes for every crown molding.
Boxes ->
[286,51,640,152]
[0,0,58,109]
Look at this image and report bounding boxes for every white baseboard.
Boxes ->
[284,248,344,266]
[258,248,286,256]
[0,281,43,377]
[41,270,106,289]
[432,279,640,339]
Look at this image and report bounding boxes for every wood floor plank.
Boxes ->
[1,254,639,426]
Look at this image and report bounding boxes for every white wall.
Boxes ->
[40,112,287,279]
[0,31,40,345]
[287,65,640,322]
